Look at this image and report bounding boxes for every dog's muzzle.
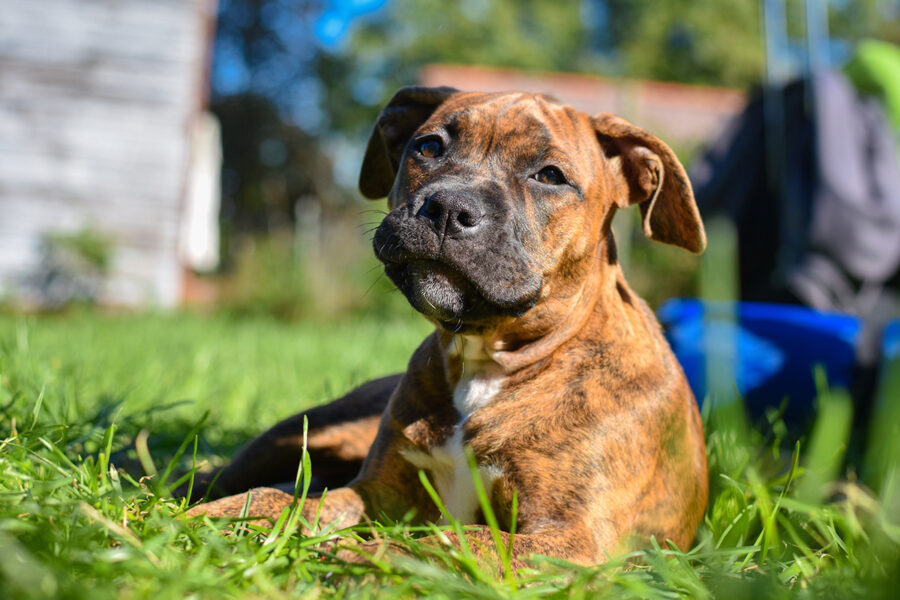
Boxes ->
[373,187,542,329]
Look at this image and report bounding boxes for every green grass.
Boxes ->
[1,312,899,598]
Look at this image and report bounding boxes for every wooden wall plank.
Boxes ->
[0,0,214,306]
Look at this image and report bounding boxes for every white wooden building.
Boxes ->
[0,0,219,307]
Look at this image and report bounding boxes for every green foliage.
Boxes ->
[603,0,764,88]
[26,229,114,307]
[828,0,900,48]
[313,0,794,140]
[614,209,702,308]
[44,229,113,273]
[316,0,598,137]
[1,312,900,597]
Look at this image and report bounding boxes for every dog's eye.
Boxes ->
[416,138,443,159]
[534,166,566,185]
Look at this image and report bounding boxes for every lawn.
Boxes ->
[1,311,899,598]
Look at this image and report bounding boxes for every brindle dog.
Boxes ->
[186,87,708,567]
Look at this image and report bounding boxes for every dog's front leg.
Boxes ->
[185,485,367,534]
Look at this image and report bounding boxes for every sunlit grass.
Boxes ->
[1,312,899,598]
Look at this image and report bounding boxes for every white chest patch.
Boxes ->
[403,428,503,524]
[401,336,505,523]
[452,371,503,416]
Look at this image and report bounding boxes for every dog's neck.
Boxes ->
[442,335,504,415]
[443,334,501,378]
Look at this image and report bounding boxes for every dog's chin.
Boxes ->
[406,262,468,318]
[385,261,525,333]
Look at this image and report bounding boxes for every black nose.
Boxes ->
[417,191,485,236]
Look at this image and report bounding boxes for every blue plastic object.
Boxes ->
[658,299,861,421]
[883,320,900,363]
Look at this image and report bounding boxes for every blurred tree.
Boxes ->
[213,94,340,243]
[314,0,597,138]
[599,0,900,88]
[211,0,347,266]
[212,0,327,128]
[828,0,900,48]
[598,0,764,87]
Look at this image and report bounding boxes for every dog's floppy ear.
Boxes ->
[593,113,706,253]
[359,86,459,200]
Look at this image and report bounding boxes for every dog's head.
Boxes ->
[361,86,705,336]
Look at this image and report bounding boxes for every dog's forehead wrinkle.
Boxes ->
[442,100,553,146]
[533,96,585,132]
[474,91,530,114]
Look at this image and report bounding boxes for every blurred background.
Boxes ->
[3,0,900,430]
[1,0,897,314]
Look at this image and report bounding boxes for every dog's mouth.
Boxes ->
[382,258,539,331]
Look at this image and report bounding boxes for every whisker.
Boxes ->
[361,272,389,300]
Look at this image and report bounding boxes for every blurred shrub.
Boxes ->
[615,208,702,308]
[626,242,701,308]
[216,217,413,322]
[216,234,311,321]
[46,229,112,272]
[26,229,113,308]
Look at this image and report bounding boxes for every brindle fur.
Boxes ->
[186,87,708,568]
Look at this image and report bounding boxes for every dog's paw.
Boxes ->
[184,487,295,527]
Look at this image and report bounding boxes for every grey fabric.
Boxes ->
[805,70,900,288]
[692,70,900,318]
